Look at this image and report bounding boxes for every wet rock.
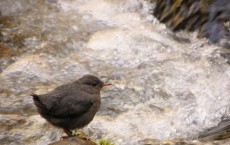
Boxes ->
[152,0,213,31]
[152,0,230,47]
[0,44,16,58]
[49,137,96,145]
[0,16,14,28]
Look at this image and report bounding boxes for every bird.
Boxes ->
[31,75,111,137]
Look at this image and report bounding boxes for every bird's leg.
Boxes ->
[60,129,75,140]
[63,129,74,137]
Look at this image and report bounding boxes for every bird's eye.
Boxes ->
[84,80,98,86]
[91,83,97,87]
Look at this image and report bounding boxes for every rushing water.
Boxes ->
[0,0,230,145]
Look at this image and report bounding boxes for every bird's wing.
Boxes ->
[38,84,70,111]
[48,87,95,118]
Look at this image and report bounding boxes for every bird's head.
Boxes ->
[79,75,111,89]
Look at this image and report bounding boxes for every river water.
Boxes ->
[0,0,230,145]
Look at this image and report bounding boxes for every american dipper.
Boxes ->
[32,75,111,136]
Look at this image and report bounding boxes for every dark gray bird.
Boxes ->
[32,75,111,136]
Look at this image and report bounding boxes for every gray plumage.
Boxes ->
[32,75,108,131]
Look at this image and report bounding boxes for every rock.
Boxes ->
[0,44,16,58]
[152,0,230,47]
[49,137,96,145]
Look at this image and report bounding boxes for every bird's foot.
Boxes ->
[60,129,76,140]
[60,135,70,140]
[73,131,90,140]
[62,129,90,140]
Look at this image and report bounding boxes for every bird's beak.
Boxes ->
[103,83,112,87]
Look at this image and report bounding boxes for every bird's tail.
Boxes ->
[31,93,48,115]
